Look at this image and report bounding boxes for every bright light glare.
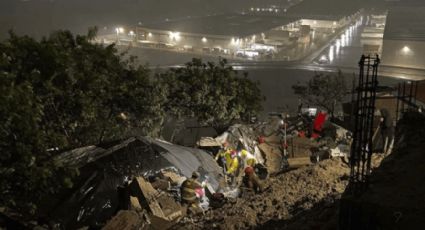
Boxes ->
[335,39,340,55]
[115,27,124,34]
[169,32,181,41]
[202,37,207,43]
[329,45,334,63]
[402,46,411,53]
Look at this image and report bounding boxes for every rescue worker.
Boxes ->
[215,143,240,184]
[180,171,203,214]
[215,142,232,167]
[238,147,256,169]
[226,150,239,176]
[242,165,264,193]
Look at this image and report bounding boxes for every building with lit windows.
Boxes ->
[135,14,296,57]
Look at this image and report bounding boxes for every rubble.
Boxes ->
[172,154,385,230]
[130,177,169,220]
[44,136,224,229]
[44,111,356,230]
[102,210,146,230]
[258,142,282,175]
[172,158,352,230]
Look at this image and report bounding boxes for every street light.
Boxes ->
[202,37,207,43]
[115,27,124,34]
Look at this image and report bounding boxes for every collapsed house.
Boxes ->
[39,99,392,230]
[197,111,353,175]
[46,137,224,229]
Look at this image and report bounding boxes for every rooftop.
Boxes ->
[384,7,425,42]
[286,0,363,19]
[141,14,296,37]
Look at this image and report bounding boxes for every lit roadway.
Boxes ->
[108,15,425,81]
[226,16,425,81]
[116,15,417,114]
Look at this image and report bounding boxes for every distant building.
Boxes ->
[135,14,296,56]
[361,13,387,55]
[381,7,425,70]
[286,0,362,30]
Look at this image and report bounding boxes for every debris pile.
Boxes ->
[24,111,355,229]
[103,175,184,230]
[43,137,224,229]
[172,158,351,230]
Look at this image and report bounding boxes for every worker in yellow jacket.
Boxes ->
[215,148,240,185]
[238,148,256,168]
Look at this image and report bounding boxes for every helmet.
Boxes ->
[244,166,254,175]
[230,150,237,158]
[192,171,200,179]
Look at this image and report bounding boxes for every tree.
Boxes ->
[0,29,166,216]
[292,71,347,118]
[159,58,264,133]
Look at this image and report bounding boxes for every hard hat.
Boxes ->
[230,150,237,158]
[192,171,200,179]
[244,166,254,175]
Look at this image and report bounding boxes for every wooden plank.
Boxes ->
[131,177,166,219]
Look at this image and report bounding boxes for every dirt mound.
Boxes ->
[341,112,425,230]
[173,158,351,230]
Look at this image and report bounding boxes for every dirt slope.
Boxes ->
[174,158,352,230]
[343,112,425,230]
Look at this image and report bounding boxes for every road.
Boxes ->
[115,13,422,115]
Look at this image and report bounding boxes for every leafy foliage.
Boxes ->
[0,31,263,217]
[292,71,347,118]
[160,58,264,131]
[0,29,165,215]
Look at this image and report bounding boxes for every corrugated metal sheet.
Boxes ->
[48,137,223,229]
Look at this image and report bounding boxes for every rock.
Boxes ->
[129,196,142,211]
[102,210,144,230]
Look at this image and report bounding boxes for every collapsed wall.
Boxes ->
[340,111,425,230]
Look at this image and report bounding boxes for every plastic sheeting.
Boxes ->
[49,137,223,229]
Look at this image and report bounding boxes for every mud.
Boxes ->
[173,158,352,230]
